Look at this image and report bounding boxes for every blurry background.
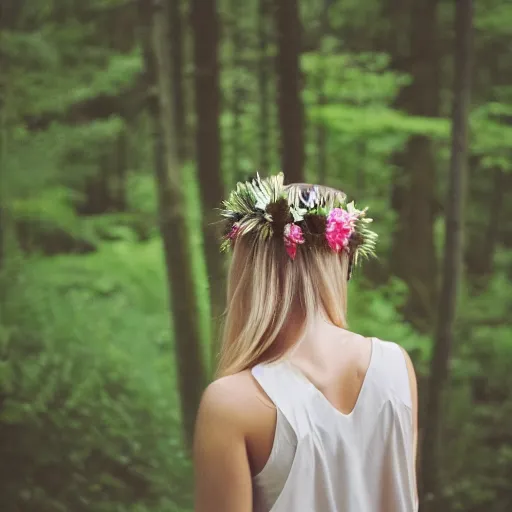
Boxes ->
[0,0,511,511]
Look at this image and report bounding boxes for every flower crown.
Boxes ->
[220,173,377,267]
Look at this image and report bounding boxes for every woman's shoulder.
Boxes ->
[372,337,413,360]
[370,337,417,408]
[200,370,253,410]
[198,370,271,428]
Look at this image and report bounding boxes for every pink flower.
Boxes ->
[283,223,304,260]
[227,223,240,240]
[325,208,356,253]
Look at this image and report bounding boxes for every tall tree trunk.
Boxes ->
[231,0,243,182]
[0,206,4,273]
[390,0,440,331]
[81,164,112,215]
[80,141,127,215]
[0,95,5,273]
[315,0,330,184]
[420,1,473,506]
[112,131,128,211]
[466,51,507,280]
[0,170,5,275]
[386,0,412,282]
[466,167,504,278]
[80,2,134,216]
[190,0,226,321]
[479,168,504,273]
[274,0,305,183]
[315,96,327,184]
[257,0,270,171]
[0,5,20,276]
[139,0,207,449]
[168,0,187,164]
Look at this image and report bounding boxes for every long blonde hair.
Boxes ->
[217,184,350,377]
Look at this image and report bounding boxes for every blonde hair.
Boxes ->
[217,188,350,377]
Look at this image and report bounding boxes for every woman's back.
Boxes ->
[251,335,417,512]
[193,176,417,512]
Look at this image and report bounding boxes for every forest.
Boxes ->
[0,0,511,510]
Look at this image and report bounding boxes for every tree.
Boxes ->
[190,0,226,321]
[466,167,505,278]
[230,0,244,181]
[420,0,473,506]
[0,166,5,275]
[465,34,510,281]
[389,0,440,331]
[168,0,188,164]
[0,89,5,274]
[274,0,305,183]
[139,0,207,449]
[384,0,411,281]
[314,0,331,184]
[0,1,15,275]
[111,130,128,211]
[257,0,272,172]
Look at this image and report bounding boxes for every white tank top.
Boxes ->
[251,338,418,512]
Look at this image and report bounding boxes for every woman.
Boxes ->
[194,174,418,512]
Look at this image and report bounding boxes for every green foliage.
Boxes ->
[471,103,512,172]
[441,258,512,511]
[1,0,145,258]
[1,0,511,510]
[302,52,409,105]
[0,242,192,512]
[311,104,451,138]
[475,1,512,36]
[349,278,431,365]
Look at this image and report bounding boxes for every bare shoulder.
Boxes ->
[373,336,417,372]
[197,370,263,426]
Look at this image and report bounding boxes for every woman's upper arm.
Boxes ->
[193,378,252,512]
[400,347,419,500]
[401,348,418,461]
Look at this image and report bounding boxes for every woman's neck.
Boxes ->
[289,314,353,363]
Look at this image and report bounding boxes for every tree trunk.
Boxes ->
[257,0,270,171]
[315,0,329,185]
[274,0,305,183]
[316,102,327,184]
[139,0,207,450]
[0,99,5,273]
[389,0,440,331]
[231,0,243,183]
[466,167,504,278]
[112,131,128,211]
[190,0,226,321]
[83,130,128,215]
[465,49,507,280]
[0,205,4,273]
[168,0,187,163]
[386,0,412,283]
[0,183,5,274]
[420,1,473,507]
[81,164,112,215]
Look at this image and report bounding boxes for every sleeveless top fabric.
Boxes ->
[251,338,417,512]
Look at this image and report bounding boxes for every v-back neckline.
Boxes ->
[285,337,376,418]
